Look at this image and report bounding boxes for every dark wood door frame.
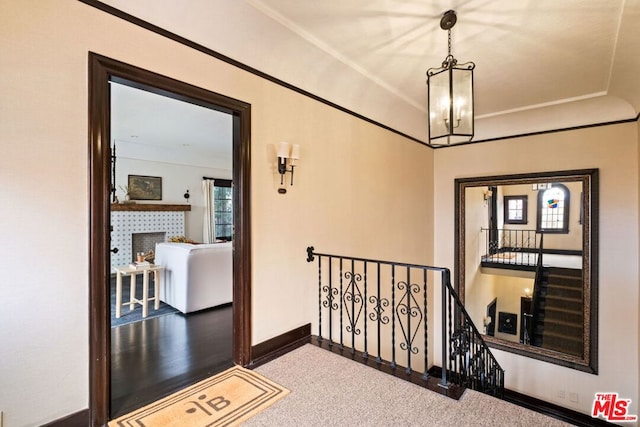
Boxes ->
[488,185,498,255]
[88,53,252,426]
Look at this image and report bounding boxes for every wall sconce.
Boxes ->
[277,141,300,188]
[483,315,492,334]
[483,188,493,206]
[524,288,531,298]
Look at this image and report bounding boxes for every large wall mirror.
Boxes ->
[455,169,598,373]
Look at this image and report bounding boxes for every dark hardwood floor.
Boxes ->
[110,304,233,418]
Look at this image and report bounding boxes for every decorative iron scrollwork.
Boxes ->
[343,271,363,334]
[306,246,315,262]
[450,322,471,358]
[322,285,339,310]
[396,281,423,354]
[368,295,390,324]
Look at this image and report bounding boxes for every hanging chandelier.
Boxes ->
[426,10,475,145]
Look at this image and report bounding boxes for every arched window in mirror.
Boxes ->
[537,184,570,233]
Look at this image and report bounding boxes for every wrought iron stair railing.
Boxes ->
[481,228,541,268]
[306,246,504,398]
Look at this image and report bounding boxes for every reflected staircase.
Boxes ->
[531,267,583,357]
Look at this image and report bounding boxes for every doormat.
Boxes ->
[109,366,289,427]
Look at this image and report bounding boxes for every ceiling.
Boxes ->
[100,0,640,146]
[111,82,233,169]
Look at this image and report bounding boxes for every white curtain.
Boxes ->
[202,179,216,243]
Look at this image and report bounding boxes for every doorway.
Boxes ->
[89,53,252,426]
[109,81,236,416]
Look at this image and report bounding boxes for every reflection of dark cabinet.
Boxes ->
[520,297,533,344]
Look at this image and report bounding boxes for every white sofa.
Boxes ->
[155,242,232,313]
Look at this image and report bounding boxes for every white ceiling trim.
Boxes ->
[246,0,425,112]
[476,91,609,120]
[605,0,628,91]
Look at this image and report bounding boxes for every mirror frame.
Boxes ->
[455,169,598,373]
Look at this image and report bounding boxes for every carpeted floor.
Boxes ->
[110,274,178,327]
[244,344,573,427]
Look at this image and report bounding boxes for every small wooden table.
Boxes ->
[114,264,165,319]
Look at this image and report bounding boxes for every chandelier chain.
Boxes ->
[441,28,457,69]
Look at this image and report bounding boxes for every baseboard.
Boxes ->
[503,389,615,427]
[428,366,613,427]
[41,409,90,427]
[250,323,311,367]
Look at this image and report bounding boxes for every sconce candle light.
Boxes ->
[277,141,300,187]
[483,316,492,334]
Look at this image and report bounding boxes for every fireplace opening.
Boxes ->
[131,232,166,262]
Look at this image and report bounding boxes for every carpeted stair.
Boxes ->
[532,267,583,356]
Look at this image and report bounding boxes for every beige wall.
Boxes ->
[464,187,496,327]
[0,2,434,425]
[434,123,639,416]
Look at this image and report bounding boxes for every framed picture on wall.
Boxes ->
[128,175,162,200]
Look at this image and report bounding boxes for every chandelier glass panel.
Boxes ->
[427,10,475,145]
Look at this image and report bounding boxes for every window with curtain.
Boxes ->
[213,180,233,241]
